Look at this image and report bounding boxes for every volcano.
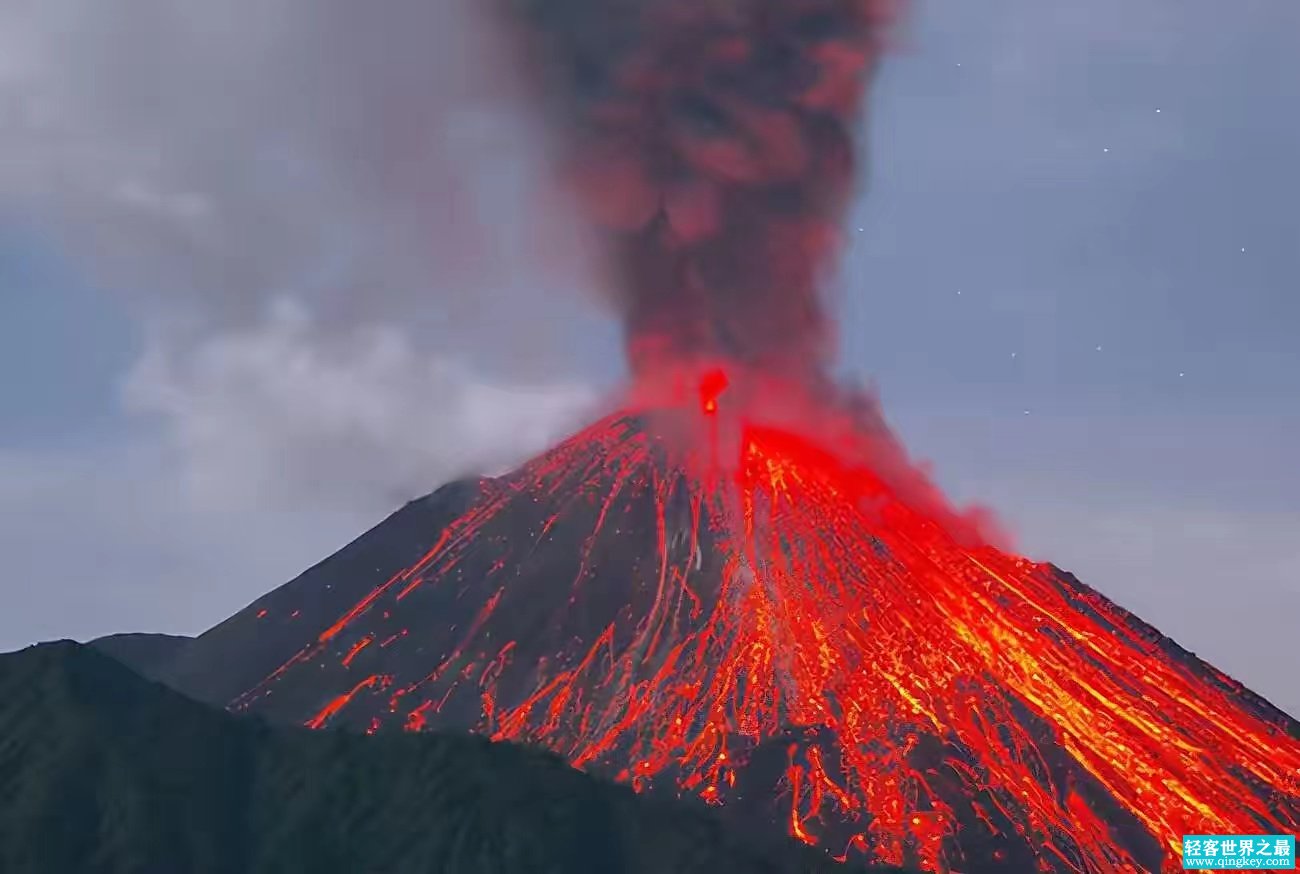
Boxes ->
[141,369,1299,874]
[91,0,1297,869]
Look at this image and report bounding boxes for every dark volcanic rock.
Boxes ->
[89,632,193,680]
[158,478,487,707]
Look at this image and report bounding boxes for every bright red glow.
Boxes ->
[242,369,1299,872]
[699,369,729,415]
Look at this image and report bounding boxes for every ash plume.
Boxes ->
[495,0,1004,547]
[499,0,897,379]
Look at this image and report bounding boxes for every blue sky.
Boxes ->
[1,0,1297,714]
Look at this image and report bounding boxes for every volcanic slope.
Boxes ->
[135,410,1300,874]
[0,640,909,874]
[90,632,193,681]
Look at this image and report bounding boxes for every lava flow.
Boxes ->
[234,368,1299,873]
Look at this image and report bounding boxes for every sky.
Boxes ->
[1,0,1297,714]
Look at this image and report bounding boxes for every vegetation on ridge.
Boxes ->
[0,641,909,874]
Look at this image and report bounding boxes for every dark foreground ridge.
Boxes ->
[0,641,912,874]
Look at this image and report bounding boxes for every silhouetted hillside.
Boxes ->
[0,641,908,874]
[89,632,193,680]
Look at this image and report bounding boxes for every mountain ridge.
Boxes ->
[0,639,916,874]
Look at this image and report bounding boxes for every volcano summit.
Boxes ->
[140,368,1300,874]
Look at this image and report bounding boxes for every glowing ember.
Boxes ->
[236,371,1299,873]
[699,369,729,415]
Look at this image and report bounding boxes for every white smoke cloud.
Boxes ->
[124,300,600,510]
[0,0,619,513]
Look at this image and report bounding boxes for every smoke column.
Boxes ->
[499,0,895,381]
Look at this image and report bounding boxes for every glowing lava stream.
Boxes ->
[241,375,1300,873]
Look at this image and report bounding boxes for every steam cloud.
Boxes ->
[499,0,896,379]
[0,0,610,512]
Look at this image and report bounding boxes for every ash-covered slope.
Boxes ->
[136,411,1299,873]
[89,632,193,680]
[155,478,486,706]
[0,640,903,874]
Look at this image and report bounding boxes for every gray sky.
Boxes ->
[1,0,1297,715]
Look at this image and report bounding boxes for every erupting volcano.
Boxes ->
[223,371,1298,872]
[166,0,1300,872]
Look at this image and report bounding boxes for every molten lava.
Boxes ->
[237,369,1299,874]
